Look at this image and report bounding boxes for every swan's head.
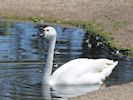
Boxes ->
[40,27,57,39]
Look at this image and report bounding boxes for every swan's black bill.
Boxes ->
[37,24,48,37]
[39,32,45,37]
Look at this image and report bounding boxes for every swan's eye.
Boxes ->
[44,29,49,32]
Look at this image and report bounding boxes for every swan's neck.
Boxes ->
[43,36,56,84]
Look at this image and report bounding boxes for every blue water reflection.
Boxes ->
[0,21,132,100]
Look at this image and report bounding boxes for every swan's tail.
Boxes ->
[100,61,118,80]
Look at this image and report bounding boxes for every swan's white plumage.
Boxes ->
[42,27,118,86]
[50,58,118,85]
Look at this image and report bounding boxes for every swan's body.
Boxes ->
[40,27,118,85]
[50,58,118,85]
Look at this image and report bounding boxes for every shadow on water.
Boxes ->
[0,21,132,100]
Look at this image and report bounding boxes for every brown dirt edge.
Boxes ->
[69,82,133,100]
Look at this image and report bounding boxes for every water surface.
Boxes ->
[0,21,132,100]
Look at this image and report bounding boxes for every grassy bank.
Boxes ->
[3,16,133,57]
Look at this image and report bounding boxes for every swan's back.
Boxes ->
[50,58,118,85]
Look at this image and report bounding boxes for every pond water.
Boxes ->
[0,21,133,100]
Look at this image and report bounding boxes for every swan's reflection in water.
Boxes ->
[42,84,52,100]
[42,84,103,100]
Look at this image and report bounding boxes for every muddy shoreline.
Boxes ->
[69,82,133,100]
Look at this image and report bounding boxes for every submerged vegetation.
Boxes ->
[0,21,11,35]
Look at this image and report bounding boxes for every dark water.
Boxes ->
[0,21,132,100]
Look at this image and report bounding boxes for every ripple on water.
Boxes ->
[0,21,132,100]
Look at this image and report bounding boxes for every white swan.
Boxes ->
[40,27,118,85]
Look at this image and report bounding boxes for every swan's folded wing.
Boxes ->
[51,58,118,85]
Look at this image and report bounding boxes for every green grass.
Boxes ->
[4,16,42,23]
[0,21,12,35]
[3,16,133,52]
